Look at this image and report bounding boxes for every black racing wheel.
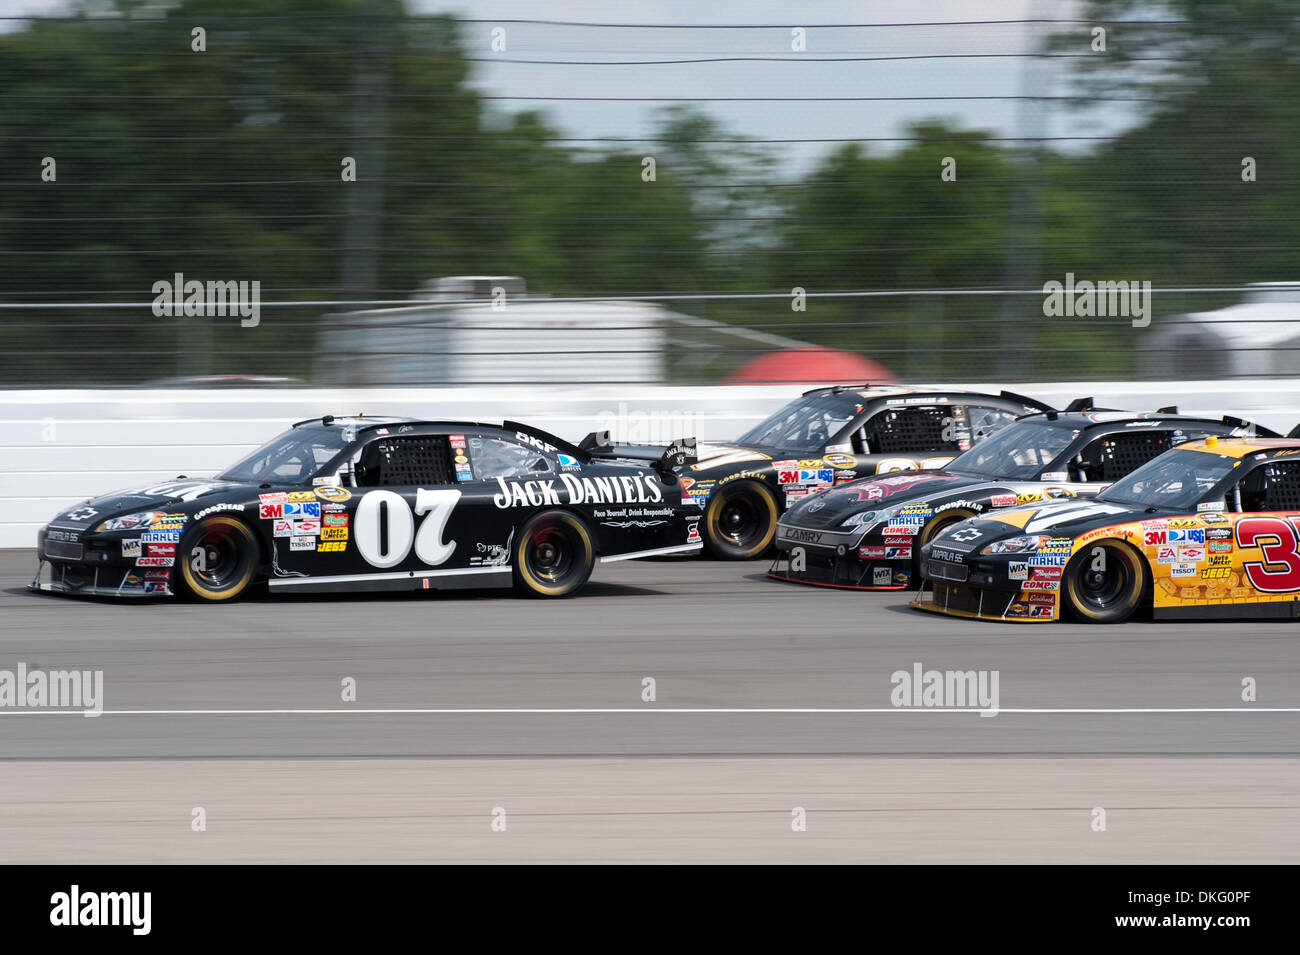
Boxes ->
[512,511,596,597]
[1061,541,1148,623]
[702,480,780,560]
[176,515,259,602]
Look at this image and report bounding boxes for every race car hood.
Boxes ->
[683,442,775,473]
[47,478,246,529]
[781,470,975,529]
[927,498,1159,552]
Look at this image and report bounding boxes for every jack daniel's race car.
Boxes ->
[767,408,1274,590]
[33,417,701,601]
[591,386,1051,560]
[913,435,1300,623]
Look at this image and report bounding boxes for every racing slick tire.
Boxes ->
[1060,541,1149,624]
[176,514,259,602]
[702,480,780,560]
[513,510,595,597]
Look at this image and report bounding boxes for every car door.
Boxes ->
[1220,459,1300,598]
[851,401,968,473]
[324,432,466,578]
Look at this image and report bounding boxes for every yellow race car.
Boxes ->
[912,436,1300,623]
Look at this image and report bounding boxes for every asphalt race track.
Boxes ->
[4,549,1300,862]
[5,549,1299,757]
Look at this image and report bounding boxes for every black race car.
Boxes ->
[588,386,1051,559]
[767,407,1275,590]
[33,416,701,601]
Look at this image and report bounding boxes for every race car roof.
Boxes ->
[799,384,1050,410]
[1020,410,1272,434]
[290,415,590,460]
[1175,437,1300,458]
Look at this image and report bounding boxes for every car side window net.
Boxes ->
[863,405,958,454]
[1236,462,1300,512]
[1074,431,1174,482]
[354,436,454,487]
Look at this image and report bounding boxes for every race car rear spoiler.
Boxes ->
[579,432,698,472]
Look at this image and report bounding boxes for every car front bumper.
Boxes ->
[32,526,174,597]
[910,549,1060,621]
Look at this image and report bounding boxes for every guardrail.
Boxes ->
[3,379,1298,549]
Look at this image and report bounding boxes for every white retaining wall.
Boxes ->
[3,380,1298,549]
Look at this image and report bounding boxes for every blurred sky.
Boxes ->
[0,0,1145,171]
[431,0,1142,170]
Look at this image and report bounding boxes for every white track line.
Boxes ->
[3,707,1300,716]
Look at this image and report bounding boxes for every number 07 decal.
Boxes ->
[355,488,461,569]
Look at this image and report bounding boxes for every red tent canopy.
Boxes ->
[725,348,896,385]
